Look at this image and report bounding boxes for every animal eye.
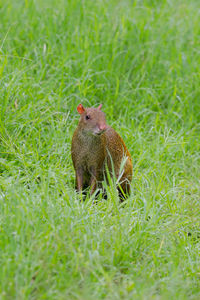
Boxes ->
[85,115,90,120]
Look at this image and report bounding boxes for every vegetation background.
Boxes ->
[0,0,200,299]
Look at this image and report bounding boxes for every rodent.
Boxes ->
[71,104,133,199]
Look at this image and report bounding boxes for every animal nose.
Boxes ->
[99,124,107,131]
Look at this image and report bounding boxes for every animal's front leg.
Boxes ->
[76,167,84,192]
[89,166,97,195]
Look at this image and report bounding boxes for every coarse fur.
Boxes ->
[71,104,133,199]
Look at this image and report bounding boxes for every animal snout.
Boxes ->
[99,124,107,131]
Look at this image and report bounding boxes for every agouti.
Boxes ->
[71,104,133,198]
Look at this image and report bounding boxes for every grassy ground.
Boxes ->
[0,0,200,299]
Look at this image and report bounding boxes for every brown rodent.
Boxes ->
[71,104,133,198]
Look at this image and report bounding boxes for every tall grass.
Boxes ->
[0,0,200,299]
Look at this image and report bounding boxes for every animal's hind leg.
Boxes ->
[118,180,131,201]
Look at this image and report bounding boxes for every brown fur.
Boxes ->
[71,104,133,198]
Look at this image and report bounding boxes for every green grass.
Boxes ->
[0,0,200,299]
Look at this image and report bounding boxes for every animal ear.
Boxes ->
[98,104,102,110]
[77,104,85,114]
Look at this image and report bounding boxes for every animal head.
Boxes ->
[77,104,108,135]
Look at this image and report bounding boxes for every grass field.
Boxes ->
[0,0,200,299]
